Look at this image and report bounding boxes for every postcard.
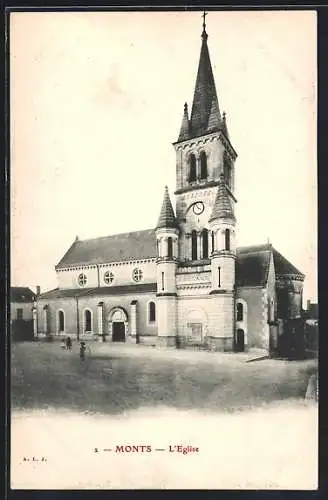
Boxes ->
[10,10,318,490]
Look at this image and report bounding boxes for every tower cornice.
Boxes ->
[175,179,237,202]
[173,130,237,160]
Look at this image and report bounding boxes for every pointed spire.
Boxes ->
[207,98,221,133]
[209,174,236,223]
[156,186,178,229]
[221,111,229,139]
[178,102,190,141]
[189,13,221,138]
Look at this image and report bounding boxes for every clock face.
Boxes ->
[192,201,205,215]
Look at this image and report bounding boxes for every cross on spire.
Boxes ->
[201,11,208,40]
[202,11,207,31]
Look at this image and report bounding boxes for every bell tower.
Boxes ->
[172,13,237,264]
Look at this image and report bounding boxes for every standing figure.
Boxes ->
[66,336,72,350]
[80,341,86,360]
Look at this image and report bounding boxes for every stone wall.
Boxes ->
[176,292,234,351]
[56,259,157,289]
[236,287,268,349]
[11,301,34,322]
[36,292,158,341]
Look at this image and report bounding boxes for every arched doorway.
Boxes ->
[235,329,245,352]
[109,308,128,342]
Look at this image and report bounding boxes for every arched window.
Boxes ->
[167,237,173,258]
[191,230,198,260]
[269,298,275,323]
[237,303,243,321]
[225,228,231,251]
[223,152,232,189]
[84,309,92,332]
[211,231,215,253]
[200,151,208,180]
[58,310,65,332]
[189,154,197,182]
[202,228,208,259]
[149,301,156,323]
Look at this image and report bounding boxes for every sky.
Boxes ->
[10,10,317,303]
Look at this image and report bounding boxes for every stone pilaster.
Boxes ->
[208,230,212,256]
[130,300,138,342]
[197,232,202,260]
[32,306,37,338]
[185,233,191,260]
[43,306,48,334]
[97,302,104,340]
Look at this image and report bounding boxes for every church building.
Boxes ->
[36,16,305,354]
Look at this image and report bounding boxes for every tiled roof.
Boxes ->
[55,228,304,289]
[272,249,305,278]
[209,174,235,222]
[10,287,36,302]
[235,245,271,287]
[38,283,157,300]
[56,229,157,269]
[236,244,304,287]
[156,186,178,230]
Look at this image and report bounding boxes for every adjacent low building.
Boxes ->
[10,287,37,341]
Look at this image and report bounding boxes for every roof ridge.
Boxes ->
[38,287,59,296]
[78,228,155,243]
[10,286,34,291]
[237,243,272,253]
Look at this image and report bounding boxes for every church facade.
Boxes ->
[36,19,305,353]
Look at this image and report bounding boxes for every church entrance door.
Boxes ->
[112,322,125,342]
[235,329,245,352]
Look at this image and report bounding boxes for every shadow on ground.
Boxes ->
[11,342,317,416]
[246,355,270,363]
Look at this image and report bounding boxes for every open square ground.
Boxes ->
[11,341,318,489]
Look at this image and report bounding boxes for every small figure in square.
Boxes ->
[80,341,86,360]
[66,336,72,350]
